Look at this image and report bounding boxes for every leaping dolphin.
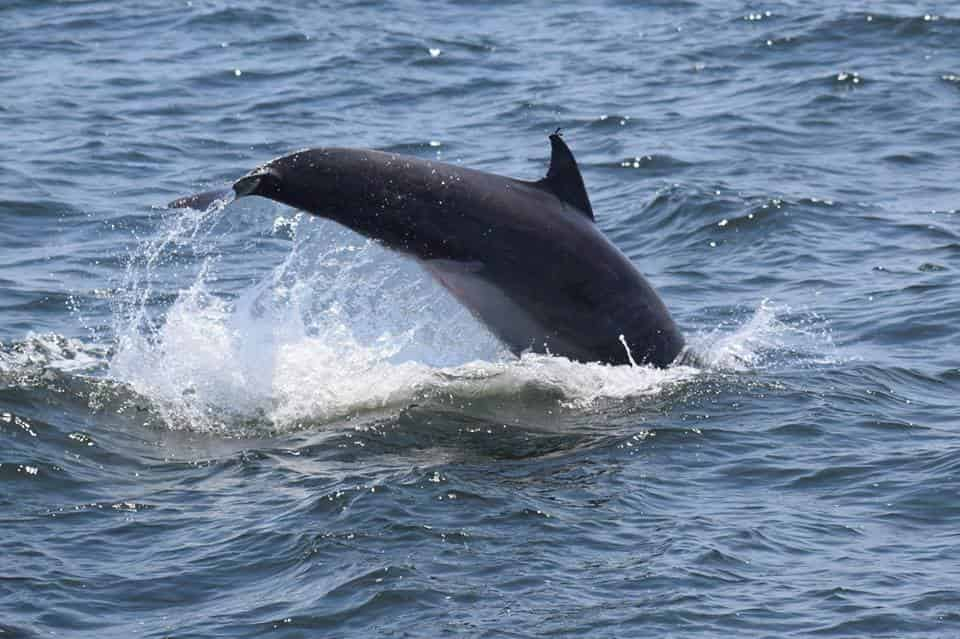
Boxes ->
[170,133,684,367]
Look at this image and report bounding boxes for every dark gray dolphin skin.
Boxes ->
[170,134,684,367]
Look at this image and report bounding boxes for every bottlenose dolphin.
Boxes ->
[170,133,684,367]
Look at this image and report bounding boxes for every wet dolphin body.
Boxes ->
[170,134,684,367]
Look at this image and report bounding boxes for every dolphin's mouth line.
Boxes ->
[233,173,262,197]
[233,166,283,198]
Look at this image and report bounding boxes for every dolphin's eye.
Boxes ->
[234,170,281,196]
[233,174,262,196]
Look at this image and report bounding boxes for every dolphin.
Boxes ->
[169,133,684,367]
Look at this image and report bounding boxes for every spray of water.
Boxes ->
[91,200,835,433]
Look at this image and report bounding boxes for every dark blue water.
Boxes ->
[3,1,959,636]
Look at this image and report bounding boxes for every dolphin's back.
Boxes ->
[325,154,684,366]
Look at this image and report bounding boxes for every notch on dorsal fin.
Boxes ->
[536,130,595,221]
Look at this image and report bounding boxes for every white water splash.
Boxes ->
[103,201,832,432]
[686,299,837,371]
[0,333,106,377]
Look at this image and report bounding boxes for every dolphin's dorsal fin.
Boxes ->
[537,131,595,221]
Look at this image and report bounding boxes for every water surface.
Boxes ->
[2,1,959,637]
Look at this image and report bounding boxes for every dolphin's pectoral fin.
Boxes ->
[536,132,595,222]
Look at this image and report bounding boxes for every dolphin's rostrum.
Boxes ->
[170,133,684,367]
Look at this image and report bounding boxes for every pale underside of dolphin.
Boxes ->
[169,133,685,367]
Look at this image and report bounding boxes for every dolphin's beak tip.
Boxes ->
[166,187,234,211]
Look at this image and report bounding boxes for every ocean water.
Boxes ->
[2,1,959,636]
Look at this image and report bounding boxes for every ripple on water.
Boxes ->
[3,1,960,636]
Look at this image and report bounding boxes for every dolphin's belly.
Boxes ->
[419,258,552,355]
[418,256,681,365]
